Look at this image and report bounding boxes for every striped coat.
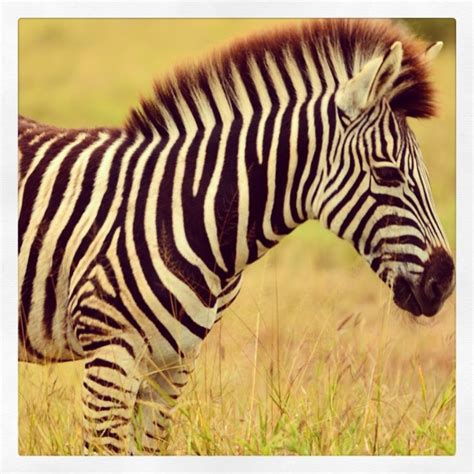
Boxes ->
[19,19,454,454]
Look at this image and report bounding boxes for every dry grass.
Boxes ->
[18,19,455,456]
[18,238,456,455]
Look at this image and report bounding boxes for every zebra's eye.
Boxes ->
[372,166,405,187]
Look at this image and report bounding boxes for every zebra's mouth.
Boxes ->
[392,249,455,317]
[393,277,422,316]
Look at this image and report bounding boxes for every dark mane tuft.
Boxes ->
[125,19,437,135]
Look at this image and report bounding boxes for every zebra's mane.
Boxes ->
[125,19,436,135]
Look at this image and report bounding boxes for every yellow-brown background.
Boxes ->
[19,19,455,455]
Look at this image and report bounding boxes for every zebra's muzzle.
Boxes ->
[393,276,423,316]
[393,248,455,317]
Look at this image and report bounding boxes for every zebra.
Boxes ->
[19,19,455,454]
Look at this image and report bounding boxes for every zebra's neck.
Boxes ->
[127,50,345,288]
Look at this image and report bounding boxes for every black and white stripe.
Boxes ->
[18,19,454,454]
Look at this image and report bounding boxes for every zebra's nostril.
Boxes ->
[421,249,455,307]
[431,281,441,300]
[425,278,441,301]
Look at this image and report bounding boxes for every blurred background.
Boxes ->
[19,19,455,455]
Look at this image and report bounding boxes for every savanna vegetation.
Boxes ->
[18,19,455,455]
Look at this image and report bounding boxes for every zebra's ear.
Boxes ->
[424,41,443,62]
[336,41,403,119]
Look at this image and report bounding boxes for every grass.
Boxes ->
[18,19,455,456]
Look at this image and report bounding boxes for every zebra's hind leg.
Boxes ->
[82,346,141,455]
[131,361,195,455]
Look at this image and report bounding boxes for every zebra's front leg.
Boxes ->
[82,345,141,455]
[131,361,195,455]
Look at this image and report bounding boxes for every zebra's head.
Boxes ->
[320,40,454,317]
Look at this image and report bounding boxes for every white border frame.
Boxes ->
[1,1,472,472]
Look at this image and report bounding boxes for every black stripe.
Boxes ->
[144,430,165,441]
[168,293,211,340]
[364,215,423,256]
[86,373,133,393]
[82,337,136,359]
[153,419,167,429]
[271,56,296,235]
[220,275,241,297]
[84,413,130,425]
[84,399,127,413]
[77,305,125,330]
[352,201,379,252]
[338,190,370,238]
[289,46,311,223]
[83,381,128,407]
[300,41,326,208]
[326,170,367,232]
[103,442,122,454]
[371,253,425,273]
[94,427,124,441]
[372,234,426,254]
[85,358,128,377]
[76,325,110,338]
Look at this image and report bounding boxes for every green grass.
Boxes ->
[18,19,455,456]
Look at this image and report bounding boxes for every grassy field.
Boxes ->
[18,19,455,456]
